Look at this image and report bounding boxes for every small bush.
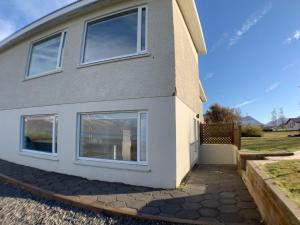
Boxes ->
[242,125,263,137]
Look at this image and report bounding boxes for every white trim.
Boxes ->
[74,159,150,172]
[20,114,58,156]
[137,7,142,53]
[25,31,67,79]
[19,151,59,161]
[23,69,63,81]
[80,5,148,65]
[76,110,148,166]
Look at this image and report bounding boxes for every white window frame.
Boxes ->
[80,5,148,66]
[76,111,148,166]
[25,31,67,79]
[20,114,58,156]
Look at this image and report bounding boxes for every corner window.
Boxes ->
[22,115,58,155]
[27,32,66,78]
[82,6,147,64]
[78,112,148,164]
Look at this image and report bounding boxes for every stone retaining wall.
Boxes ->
[243,161,300,225]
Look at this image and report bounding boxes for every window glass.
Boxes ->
[83,7,147,63]
[140,113,147,161]
[23,115,57,154]
[141,8,147,51]
[79,112,147,163]
[28,33,64,77]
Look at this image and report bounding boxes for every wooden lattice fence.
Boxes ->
[200,123,241,149]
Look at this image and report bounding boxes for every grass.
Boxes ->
[263,160,300,206]
[242,131,300,153]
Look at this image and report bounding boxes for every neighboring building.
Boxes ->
[285,118,300,131]
[0,0,206,188]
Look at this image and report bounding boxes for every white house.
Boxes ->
[285,118,300,131]
[0,0,207,188]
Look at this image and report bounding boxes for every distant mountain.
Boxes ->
[241,116,263,126]
[266,117,288,127]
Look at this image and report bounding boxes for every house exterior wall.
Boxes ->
[172,1,204,184]
[0,97,177,188]
[175,97,202,185]
[173,0,202,115]
[285,120,300,131]
[0,0,175,111]
[0,0,205,188]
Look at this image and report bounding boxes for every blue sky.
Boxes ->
[0,0,299,123]
[196,0,300,123]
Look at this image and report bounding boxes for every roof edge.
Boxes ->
[0,0,100,51]
[176,0,207,55]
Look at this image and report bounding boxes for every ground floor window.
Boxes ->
[78,111,147,164]
[21,115,58,154]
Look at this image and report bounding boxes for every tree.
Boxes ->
[204,104,241,124]
[271,108,277,127]
[279,107,285,128]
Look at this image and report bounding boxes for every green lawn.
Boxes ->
[263,160,300,206]
[242,131,300,153]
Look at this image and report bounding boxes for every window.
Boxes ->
[78,112,147,164]
[82,6,147,64]
[27,32,66,77]
[21,115,58,154]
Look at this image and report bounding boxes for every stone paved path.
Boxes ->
[0,159,263,225]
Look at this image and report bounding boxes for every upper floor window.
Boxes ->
[27,32,66,78]
[82,6,148,64]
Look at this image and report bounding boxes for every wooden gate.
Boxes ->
[200,123,241,149]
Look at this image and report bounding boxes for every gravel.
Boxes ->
[0,182,179,225]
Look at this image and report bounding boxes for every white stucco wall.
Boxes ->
[0,97,177,188]
[198,144,237,165]
[175,97,202,186]
[0,0,175,111]
[173,0,203,114]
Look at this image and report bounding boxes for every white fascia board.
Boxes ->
[176,0,207,55]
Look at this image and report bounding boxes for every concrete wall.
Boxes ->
[0,97,177,188]
[198,144,237,165]
[172,0,202,115]
[0,0,175,111]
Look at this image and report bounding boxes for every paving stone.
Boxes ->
[236,194,254,202]
[239,209,261,219]
[125,199,146,210]
[218,205,240,213]
[97,195,116,203]
[220,192,236,198]
[237,202,257,209]
[182,202,201,210]
[106,201,126,208]
[0,159,261,225]
[203,194,218,200]
[199,208,219,217]
[219,198,236,205]
[185,195,205,203]
[170,191,188,198]
[140,206,160,215]
[201,199,219,208]
[219,213,245,223]
[152,193,172,200]
[176,210,200,220]
[159,204,181,214]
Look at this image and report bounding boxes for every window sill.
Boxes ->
[74,158,150,172]
[19,151,59,161]
[77,52,151,69]
[23,69,63,81]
